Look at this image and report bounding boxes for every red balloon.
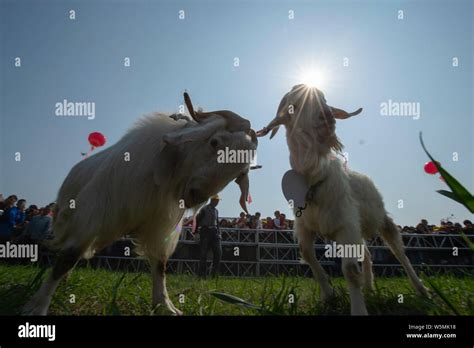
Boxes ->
[424,161,439,175]
[88,132,106,148]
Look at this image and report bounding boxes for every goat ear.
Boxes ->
[162,117,226,145]
[330,106,363,120]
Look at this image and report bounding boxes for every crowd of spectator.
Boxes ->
[183,210,295,230]
[399,218,474,235]
[221,210,295,230]
[1,192,473,246]
[0,194,55,243]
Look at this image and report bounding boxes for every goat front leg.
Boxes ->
[151,259,182,316]
[23,248,81,315]
[297,225,334,301]
[341,257,368,315]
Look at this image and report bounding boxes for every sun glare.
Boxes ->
[298,68,327,89]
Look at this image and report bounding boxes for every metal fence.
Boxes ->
[32,227,474,277]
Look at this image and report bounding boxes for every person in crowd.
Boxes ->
[19,207,53,243]
[463,220,474,235]
[438,220,448,233]
[235,212,248,229]
[273,210,282,229]
[0,197,26,242]
[46,202,57,217]
[279,213,288,229]
[453,223,463,233]
[0,195,18,239]
[195,195,222,278]
[11,199,28,238]
[442,221,454,234]
[182,216,193,227]
[416,219,430,234]
[245,214,253,228]
[264,216,274,229]
[250,212,263,230]
[0,194,18,212]
[25,205,39,222]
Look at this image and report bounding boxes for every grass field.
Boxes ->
[0,263,473,315]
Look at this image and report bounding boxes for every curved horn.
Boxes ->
[256,115,286,138]
[184,91,201,123]
[330,106,363,119]
[184,91,251,132]
[197,110,251,133]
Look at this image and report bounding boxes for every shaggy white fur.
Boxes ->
[23,111,257,316]
[258,85,429,315]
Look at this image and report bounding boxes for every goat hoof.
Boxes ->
[22,303,48,316]
[351,308,369,316]
[417,285,431,298]
[320,287,335,302]
[173,308,183,316]
[363,284,375,292]
[152,300,183,316]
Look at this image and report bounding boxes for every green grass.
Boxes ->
[0,263,473,315]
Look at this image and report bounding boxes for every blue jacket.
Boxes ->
[0,207,26,239]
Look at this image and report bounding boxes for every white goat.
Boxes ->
[258,84,429,315]
[24,104,257,315]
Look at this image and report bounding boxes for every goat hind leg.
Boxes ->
[362,245,375,291]
[381,216,429,297]
[23,248,81,315]
[151,259,182,316]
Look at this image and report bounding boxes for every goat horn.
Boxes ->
[197,110,251,133]
[183,93,252,133]
[330,106,363,120]
[256,115,285,138]
[184,91,201,123]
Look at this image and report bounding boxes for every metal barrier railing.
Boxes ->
[23,228,474,277]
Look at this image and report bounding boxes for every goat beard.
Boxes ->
[328,135,344,153]
[312,122,344,154]
[287,130,343,176]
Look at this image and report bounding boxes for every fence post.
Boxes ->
[256,229,260,277]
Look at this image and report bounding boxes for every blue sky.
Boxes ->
[1,0,472,226]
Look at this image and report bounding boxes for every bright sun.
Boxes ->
[298,68,327,89]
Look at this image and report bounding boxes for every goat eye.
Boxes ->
[210,138,219,148]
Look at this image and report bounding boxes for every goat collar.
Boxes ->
[281,169,326,214]
[305,178,326,204]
